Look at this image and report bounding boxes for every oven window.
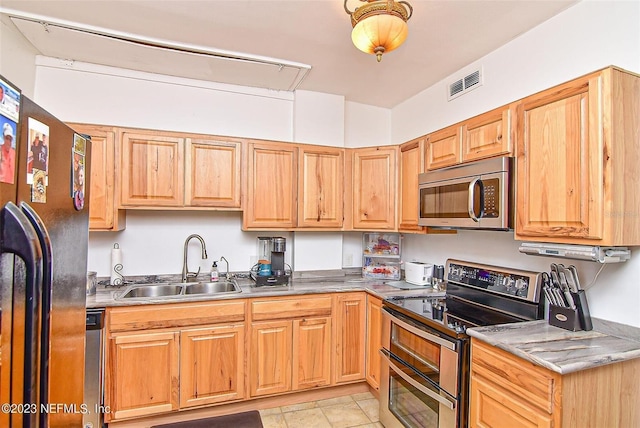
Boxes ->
[420,181,479,219]
[390,323,441,385]
[389,367,439,427]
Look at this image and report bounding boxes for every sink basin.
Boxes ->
[119,284,183,298]
[115,280,241,300]
[184,281,241,295]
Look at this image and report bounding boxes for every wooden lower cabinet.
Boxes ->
[105,301,246,422]
[333,293,366,383]
[249,295,333,397]
[180,324,245,408]
[293,317,332,390]
[365,295,382,391]
[470,338,640,428]
[106,330,180,421]
[250,320,293,397]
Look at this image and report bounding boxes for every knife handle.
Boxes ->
[572,290,593,331]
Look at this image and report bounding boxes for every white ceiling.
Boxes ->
[1,0,578,108]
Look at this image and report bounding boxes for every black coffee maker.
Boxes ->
[251,236,290,286]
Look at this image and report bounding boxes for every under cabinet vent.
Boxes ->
[448,68,483,101]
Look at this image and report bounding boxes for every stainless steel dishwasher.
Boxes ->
[84,309,105,428]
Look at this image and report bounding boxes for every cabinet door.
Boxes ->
[293,317,332,390]
[365,295,382,391]
[470,375,553,428]
[250,320,292,397]
[352,147,397,230]
[516,75,604,240]
[180,324,245,408]
[185,138,242,208]
[298,146,344,228]
[244,141,297,229]
[120,132,184,206]
[426,125,461,170]
[398,138,425,232]
[462,106,512,162]
[68,124,125,231]
[333,293,366,383]
[106,331,179,421]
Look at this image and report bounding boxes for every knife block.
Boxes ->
[549,305,582,331]
[548,289,593,332]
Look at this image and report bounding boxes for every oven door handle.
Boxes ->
[383,307,456,351]
[380,349,455,410]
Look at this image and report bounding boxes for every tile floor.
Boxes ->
[259,392,382,428]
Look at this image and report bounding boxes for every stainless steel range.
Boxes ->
[379,259,544,428]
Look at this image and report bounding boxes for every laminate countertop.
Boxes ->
[467,319,640,375]
[85,273,444,309]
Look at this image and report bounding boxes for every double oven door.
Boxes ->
[379,306,468,428]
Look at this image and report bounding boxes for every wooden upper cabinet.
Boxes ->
[351,146,397,230]
[515,67,640,245]
[462,105,513,162]
[298,145,344,228]
[67,123,125,231]
[243,141,297,229]
[185,138,242,208]
[120,132,184,207]
[425,124,461,170]
[398,138,425,232]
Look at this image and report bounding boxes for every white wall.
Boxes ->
[393,0,640,327]
[33,57,295,141]
[344,101,391,148]
[0,15,38,97]
[89,211,293,277]
[392,0,640,144]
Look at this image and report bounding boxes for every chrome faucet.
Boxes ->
[182,234,208,282]
[219,256,231,280]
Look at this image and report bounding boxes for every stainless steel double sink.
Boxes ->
[116,280,241,299]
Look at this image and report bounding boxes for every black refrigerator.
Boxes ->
[0,76,90,427]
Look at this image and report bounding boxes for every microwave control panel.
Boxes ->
[481,178,500,218]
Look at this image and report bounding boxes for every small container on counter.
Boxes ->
[210,261,219,282]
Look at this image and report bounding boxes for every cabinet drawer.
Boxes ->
[471,340,559,414]
[251,295,332,321]
[107,300,246,332]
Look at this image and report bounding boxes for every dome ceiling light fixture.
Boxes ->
[344,0,413,62]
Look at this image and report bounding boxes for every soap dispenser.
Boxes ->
[210,261,219,282]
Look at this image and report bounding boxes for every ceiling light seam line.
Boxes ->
[1,7,311,70]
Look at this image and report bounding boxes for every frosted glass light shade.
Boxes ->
[351,14,408,61]
[345,0,413,62]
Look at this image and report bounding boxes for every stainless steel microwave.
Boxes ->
[418,157,513,230]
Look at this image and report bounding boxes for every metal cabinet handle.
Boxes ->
[383,307,456,351]
[380,349,455,410]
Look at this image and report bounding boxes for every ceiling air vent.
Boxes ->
[448,68,483,101]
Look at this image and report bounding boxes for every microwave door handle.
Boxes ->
[467,178,484,222]
[380,349,456,410]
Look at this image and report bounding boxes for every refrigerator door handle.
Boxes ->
[21,202,53,427]
[0,202,43,427]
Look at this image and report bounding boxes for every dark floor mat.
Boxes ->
[151,410,263,428]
